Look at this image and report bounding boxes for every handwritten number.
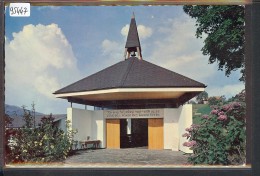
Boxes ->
[10,6,29,16]
[24,7,28,15]
[10,7,15,15]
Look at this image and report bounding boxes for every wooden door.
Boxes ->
[148,118,163,150]
[106,119,120,149]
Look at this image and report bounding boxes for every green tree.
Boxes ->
[21,105,34,128]
[208,95,226,106]
[183,5,245,81]
[196,91,208,104]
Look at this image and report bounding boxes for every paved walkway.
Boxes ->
[63,148,190,167]
[6,149,249,168]
[6,148,190,168]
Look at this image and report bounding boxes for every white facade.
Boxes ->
[163,105,193,153]
[67,104,193,153]
[67,108,105,148]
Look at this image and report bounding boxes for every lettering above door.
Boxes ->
[104,109,164,119]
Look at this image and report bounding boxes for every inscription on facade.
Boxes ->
[103,109,163,119]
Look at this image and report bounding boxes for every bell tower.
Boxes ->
[124,13,142,60]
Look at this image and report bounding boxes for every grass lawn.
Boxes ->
[192,104,211,124]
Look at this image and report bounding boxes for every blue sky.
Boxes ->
[5,6,244,114]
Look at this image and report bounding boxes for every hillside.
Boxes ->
[5,104,66,128]
[192,104,211,124]
[5,104,44,116]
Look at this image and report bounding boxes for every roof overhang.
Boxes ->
[55,87,205,108]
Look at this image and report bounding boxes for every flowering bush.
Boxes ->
[183,90,246,165]
[6,105,77,163]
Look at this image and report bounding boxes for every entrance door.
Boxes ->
[106,119,120,149]
[148,118,163,150]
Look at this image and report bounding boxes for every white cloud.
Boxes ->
[5,23,81,114]
[206,83,245,98]
[144,14,244,97]
[158,52,216,82]
[137,25,153,39]
[121,24,129,37]
[147,15,215,82]
[121,24,152,39]
[101,39,121,54]
[34,75,60,98]
[100,39,125,67]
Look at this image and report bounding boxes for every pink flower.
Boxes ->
[218,115,227,121]
[211,109,218,115]
[183,140,197,147]
[185,127,193,132]
[191,124,200,129]
[218,111,225,116]
[231,102,241,108]
[182,133,191,137]
[183,142,188,146]
[202,114,209,119]
[222,104,231,111]
[190,140,197,146]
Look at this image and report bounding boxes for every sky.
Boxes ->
[5,6,245,114]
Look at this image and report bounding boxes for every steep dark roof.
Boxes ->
[54,57,206,94]
[125,14,141,52]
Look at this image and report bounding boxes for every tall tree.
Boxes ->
[183,5,245,82]
[196,91,208,104]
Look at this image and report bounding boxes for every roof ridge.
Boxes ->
[120,57,136,87]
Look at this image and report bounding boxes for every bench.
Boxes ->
[79,140,101,150]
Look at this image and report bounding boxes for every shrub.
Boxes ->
[208,95,226,106]
[6,105,77,163]
[183,90,246,165]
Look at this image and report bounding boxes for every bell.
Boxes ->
[130,51,136,57]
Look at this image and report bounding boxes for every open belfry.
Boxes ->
[54,14,206,151]
[124,13,142,60]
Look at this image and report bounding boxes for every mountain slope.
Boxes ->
[5,104,44,116]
